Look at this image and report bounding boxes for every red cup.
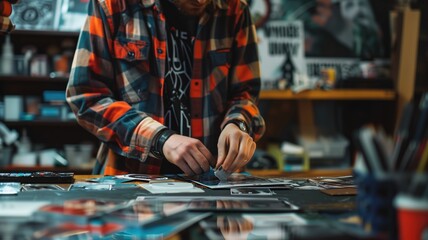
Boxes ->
[394,194,428,240]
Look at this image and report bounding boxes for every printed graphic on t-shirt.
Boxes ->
[164,27,193,137]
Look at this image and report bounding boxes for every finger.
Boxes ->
[217,200,226,209]
[229,138,255,173]
[221,137,239,172]
[242,219,253,231]
[180,163,195,176]
[240,141,256,169]
[217,216,226,228]
[223,200,232,209]
[226,138,248,173]
[216,135,227,169]
[195,145,212,172]
[174,158,195,176]
[199,146,216,169]
[228,217,238,233]
[184,151,205,175]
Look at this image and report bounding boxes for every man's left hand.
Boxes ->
[216,123,256,173]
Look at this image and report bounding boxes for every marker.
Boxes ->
[391,102,414,170]
[400,94,428,171]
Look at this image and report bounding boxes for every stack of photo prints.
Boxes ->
[0,169,360,239]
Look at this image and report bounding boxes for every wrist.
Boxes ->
[150,129,176,159]
[224,119,249,134]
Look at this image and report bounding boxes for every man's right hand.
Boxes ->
[162,135,215,175]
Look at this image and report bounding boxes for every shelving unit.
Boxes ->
[1,166,93,175]
[0,30,98,172]
[260,89,396,100]
[258,89,397,156]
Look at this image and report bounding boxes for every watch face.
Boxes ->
[239,121,247,132]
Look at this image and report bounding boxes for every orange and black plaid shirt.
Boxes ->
[66,0,265,175]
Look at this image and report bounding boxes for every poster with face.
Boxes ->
[248,0,392,86]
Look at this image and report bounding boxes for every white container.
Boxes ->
[0,35,15,75]
[39,149,57,166]
[65,144,93,167]
[298,134,349,159]
[4,95,23,121]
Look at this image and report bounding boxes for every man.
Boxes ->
[66,0,265,176]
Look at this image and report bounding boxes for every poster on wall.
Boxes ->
[248,0,392,86]
[58,0,89,31]
[280,0,389,59]
[11,0,61,31]
[257,20,306,88]
[11,0,89,32]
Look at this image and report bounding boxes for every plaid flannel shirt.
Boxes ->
[66,0,265,175]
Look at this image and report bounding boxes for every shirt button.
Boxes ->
[140,92,149,101]
[128,51,135,58]
[157,48,163,54]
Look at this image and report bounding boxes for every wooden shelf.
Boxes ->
[260,89,396,100]
[4,120,79,127]
[0,76,69,83]
[0,166,92,175]
[247,169,352,178]
[11,30,79,37]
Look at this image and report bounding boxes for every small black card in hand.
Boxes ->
[0,172,75,183]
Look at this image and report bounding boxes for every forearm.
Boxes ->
[66,1,162,161]
[225,4,265,141]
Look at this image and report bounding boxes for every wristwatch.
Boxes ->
[150,129,176,159]
[225,119,249,134]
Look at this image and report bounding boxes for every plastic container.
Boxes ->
[0,35,15,75]
[65,144,93,167]
[354,172,411,239]
[395,194,428,240]
[298,134,349,159]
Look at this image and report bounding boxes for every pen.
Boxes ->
[372,134,390,172]
[399,93,428,171]
[362,127,386,175]
[391,102,414,170]
[353,130,373,173]
[416,130,428,172]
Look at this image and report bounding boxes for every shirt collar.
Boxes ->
[139,0,229,11]
[214,0,229,10]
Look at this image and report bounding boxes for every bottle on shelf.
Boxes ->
[18,128,32,154]
[0,35,15,75]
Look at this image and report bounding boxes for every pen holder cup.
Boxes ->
[395,194,428,240]
[355,173,408,239]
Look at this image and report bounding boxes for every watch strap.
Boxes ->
[150,129,176,159]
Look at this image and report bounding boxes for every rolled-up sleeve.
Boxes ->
[221,3,266,141]
[66,0,163,162]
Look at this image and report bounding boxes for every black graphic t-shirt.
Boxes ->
[160,0,198,173]
[161,0,198,137]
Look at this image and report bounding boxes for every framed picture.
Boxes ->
[58,0,89,32]
[11,0,61,31]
